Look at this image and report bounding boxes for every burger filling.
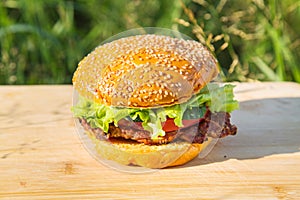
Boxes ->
[72,83,239,144]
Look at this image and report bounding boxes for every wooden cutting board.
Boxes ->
[0,82,300,199]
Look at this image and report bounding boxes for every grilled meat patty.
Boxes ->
[79,109,237,145]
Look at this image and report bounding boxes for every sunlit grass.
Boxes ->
[177,0,300,83]
[0,0,178,84]
[0,0,299,84]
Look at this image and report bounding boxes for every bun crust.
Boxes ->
[73,35,218,108]
[85,130,212,168]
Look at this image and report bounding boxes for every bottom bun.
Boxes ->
[85,131,212,169]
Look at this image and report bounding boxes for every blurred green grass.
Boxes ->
[0,0,299,84]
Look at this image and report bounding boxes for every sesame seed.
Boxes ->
[127,86,133,92]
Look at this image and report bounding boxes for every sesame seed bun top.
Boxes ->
[72,34,218,108]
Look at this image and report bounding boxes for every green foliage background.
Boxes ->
[0,0,299,84]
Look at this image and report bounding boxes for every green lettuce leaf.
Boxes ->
[72,83,239,139]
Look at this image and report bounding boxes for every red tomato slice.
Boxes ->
[162,118,200,132]
[134,118,201,132]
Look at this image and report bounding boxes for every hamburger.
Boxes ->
[72,34,238,168]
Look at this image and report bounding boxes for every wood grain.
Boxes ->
[0,83,300,199]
